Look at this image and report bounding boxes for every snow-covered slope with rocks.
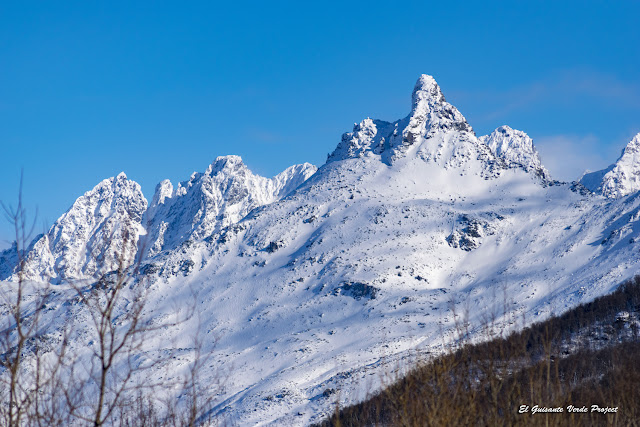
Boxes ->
[2,74,640,426]
[580,133,640,198]
[113,75,640,424]
[479,125,551,180]
[135,140,640,424]
[139,156,316,260]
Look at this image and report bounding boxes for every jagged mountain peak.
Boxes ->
[409,74,470,124]
[140,159,316,259]
[96,172,138,196]
[627,132,640,150]
[327,118,391,162]
[207,155,247,175]
[68,172,144,213]
[496,125,514,133]
[15,173,147,281]
[329,74,499,178]
[328,74,475,164]
[411,74,446,108]
[479,125,551,180]
[401,74,473,152]
[151,179,173,208]
[579,132,640,198]
[0,153,318,279]
[613,133,640,163]
[174,156,252,197]
[600,132,640,198]
[276,162,318,185]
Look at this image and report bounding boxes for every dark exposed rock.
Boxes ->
[334,282,379,300]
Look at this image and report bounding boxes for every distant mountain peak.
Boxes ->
[151,179,173,207]
[140,159,316,259]
[628,132,640,150]
[600,133,640,198]
[579,132,640,198]
[479,125,551,180]
[208,155,246,174]
[327,118,391,162]
[403,74,472,143]
[0,153,318,280]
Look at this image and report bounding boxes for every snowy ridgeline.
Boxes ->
[0,158,317,282]
[4,75,639,283]
[1,75,640,425]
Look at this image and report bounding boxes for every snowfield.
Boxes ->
[2,75,640,425]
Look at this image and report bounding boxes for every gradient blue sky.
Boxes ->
[1,0,640,248]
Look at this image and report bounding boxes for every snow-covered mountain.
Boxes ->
[2,74,640,426]
[0,160,316,282]
[479,125,551,180]
[579,132,640,198]
[13,173,147,282]
[140,156,316,260]
[328,75,501,178]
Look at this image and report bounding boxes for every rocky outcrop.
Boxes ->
[479,125,551,180]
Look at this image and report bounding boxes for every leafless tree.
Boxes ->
[57,230,205,426]
[0,173,59,426]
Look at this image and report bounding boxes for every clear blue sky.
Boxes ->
[1,0,640,248]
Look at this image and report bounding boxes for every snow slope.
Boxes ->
[113,75,640,424]
[2,75,640,426]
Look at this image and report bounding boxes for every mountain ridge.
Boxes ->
[2,74,640,425]
[0,158,317,281]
